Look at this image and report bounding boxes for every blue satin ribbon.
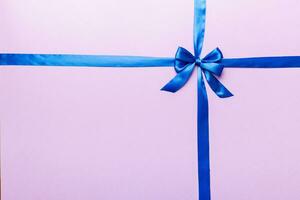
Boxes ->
[0,54,174,67]
[1,0,300,200]
[161,47,233,98]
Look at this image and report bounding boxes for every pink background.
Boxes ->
[1,0,300,199]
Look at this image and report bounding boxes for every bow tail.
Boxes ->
[203,70,233,98]
[197,68,211,200]
[161,63,196,93]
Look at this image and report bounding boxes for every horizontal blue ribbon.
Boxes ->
[1,0,300,200]
[2,54,300,69]
[222,57,300,68]
[0,54,174,67]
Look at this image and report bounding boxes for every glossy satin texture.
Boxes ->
[1,0,300,200]
[161,47,233,98]
[0,54,174,67]
[2,54,300,69]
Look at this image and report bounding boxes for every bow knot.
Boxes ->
[161,47,233,98]
[195,58,202,66]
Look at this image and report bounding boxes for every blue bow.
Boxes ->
[161,47,233,98]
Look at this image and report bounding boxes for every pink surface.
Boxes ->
[1,0,300,199]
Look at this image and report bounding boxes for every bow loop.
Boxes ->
[174,47,196,72]
[202,47,223,63]
[201,47,224,76]
[161,47,233,98]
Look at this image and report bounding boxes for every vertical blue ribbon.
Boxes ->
[162,1,233,199]
[194,1,211,199]
[163,0,215,199]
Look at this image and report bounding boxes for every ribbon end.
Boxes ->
[216,86,234,98]
[219,92,234,98]
[161,63,196,93]
[160,86,177,93]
